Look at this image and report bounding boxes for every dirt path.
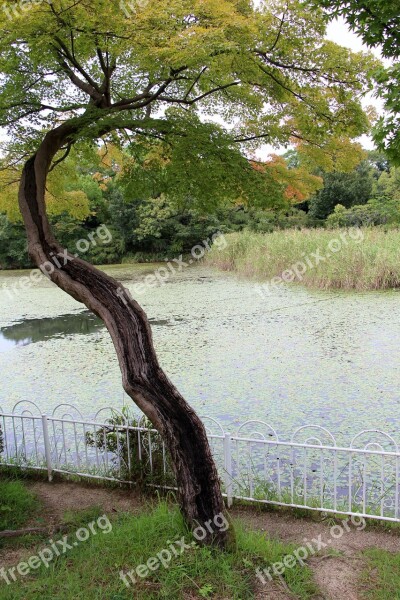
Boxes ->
[3,481,399,599]
[232,506,400,599]
[27,480,145,526]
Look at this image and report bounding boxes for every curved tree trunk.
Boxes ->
[18,123,232,547]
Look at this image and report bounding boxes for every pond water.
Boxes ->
[1,263,400,443]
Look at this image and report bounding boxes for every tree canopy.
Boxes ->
[0,0,377,208]
[312,1,399,53]
[312,0,400,162]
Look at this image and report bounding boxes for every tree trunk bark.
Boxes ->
[18,123,233,547]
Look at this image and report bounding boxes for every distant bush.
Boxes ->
[327,198,400,228]
[0,214,30,269]
[308,161,374,220]
[240,207,325,233]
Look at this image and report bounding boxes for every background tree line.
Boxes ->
[1,147,398,270]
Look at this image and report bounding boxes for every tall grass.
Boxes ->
[207,228,400,291]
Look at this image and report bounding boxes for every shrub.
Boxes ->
[85,407,173,485]
[326,198,400,228]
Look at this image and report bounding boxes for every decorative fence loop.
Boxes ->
[291,425,337,447]
[201,416,225,437]
[237,420,279,441]
[52,403,84,420]
[350,430,399,452]
[12,400,42,417]
[94,407,127,424]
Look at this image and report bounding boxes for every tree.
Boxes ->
[309,159,375,219]
[0,0,375,546]
[312,0,400,162]
[366,149,390,174]
[259,154,323,204]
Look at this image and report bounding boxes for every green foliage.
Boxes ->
[312,1,399,54]
[50,215,124,266]
[326,166,400,227]
[1,148,400,270]
[76,174,109,220]
[0,152,93,223]
[113,193,228,255]
[312,0,400,162]
[123,115,287,212]
[238,207,310,232]
[0,0,376,208]
[367,150,391,175]
[374,64,400,164]
[373,167,400,200]
[309,160,374,219]
[0,213,29,268]
[326,198,400,228]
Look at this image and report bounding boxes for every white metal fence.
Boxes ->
[1,401,400,523]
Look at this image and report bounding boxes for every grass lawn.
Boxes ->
[0,499,318,599]
[4,477,400,598]
[0,480,39,532]
[361,549,400,599]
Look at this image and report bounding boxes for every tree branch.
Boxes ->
[158,80,241,105]
[253,62,334,122]
[268,4,289,53]
[54,36,101,92]
[234,133,271,143]
[183,66,208,101]
[53,48,103,102]
[49,143,73,172]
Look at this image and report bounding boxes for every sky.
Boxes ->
[327,17,386,150]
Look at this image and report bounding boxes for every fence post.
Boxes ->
[41,415,53,482]
[223,432,233,508]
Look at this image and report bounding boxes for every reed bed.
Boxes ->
[206,228,400,291]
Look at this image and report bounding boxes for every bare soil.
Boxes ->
[233,506,400,599]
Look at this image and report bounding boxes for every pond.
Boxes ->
[1,263,400,444]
